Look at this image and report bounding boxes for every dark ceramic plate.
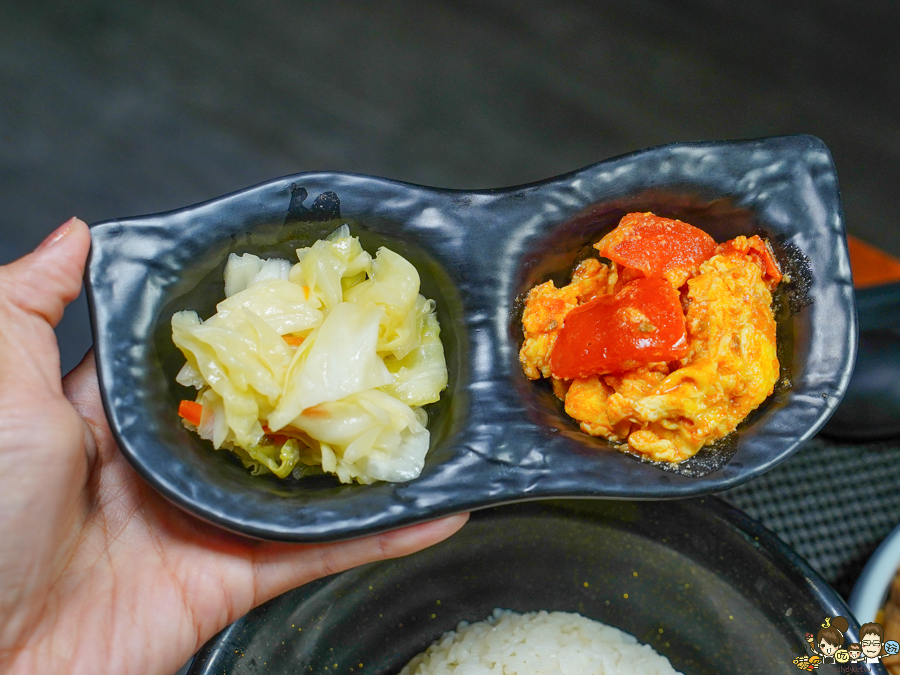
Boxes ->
[187,498,869,675]
[86,135,856,542]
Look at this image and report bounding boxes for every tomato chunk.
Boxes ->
[595,212,716,282]
[550,277,689,379]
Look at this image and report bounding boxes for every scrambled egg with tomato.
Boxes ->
[519,212,782,464]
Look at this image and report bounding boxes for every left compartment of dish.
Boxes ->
[87,178,472,537]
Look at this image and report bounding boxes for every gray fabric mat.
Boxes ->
[722,436,900,599]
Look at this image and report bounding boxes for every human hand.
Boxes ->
[0,219,468,675]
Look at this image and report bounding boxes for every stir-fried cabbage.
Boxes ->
[172,225,448,484]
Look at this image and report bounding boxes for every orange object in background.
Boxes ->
[848,235,900,288]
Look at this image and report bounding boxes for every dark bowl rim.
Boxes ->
[187,495,860,674]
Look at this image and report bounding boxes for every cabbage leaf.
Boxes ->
[172,227,448,484]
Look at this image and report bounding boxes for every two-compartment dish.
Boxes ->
[85,135,856,541]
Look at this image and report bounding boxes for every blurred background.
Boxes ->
[2,0,899,373]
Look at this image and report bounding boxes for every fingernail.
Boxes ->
[36,217,78,251]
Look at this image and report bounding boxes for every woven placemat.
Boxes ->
[722,436,900,598]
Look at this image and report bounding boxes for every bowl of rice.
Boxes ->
[188,497,859,674]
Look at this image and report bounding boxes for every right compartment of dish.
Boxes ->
[509,191,811,478]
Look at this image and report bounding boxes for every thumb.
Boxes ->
[0,218,91,393]
[0,218,91,327]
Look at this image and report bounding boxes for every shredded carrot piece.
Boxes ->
[282,335,304,347]
[261,424,304,446]
[300,405,329,419]
[178,400,203,426]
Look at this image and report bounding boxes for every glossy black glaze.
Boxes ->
[85,135,856,541]
[188,498,871,675]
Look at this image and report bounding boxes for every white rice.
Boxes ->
[399,609,682,675]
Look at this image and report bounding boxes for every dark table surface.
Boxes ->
[723,436,900,600]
